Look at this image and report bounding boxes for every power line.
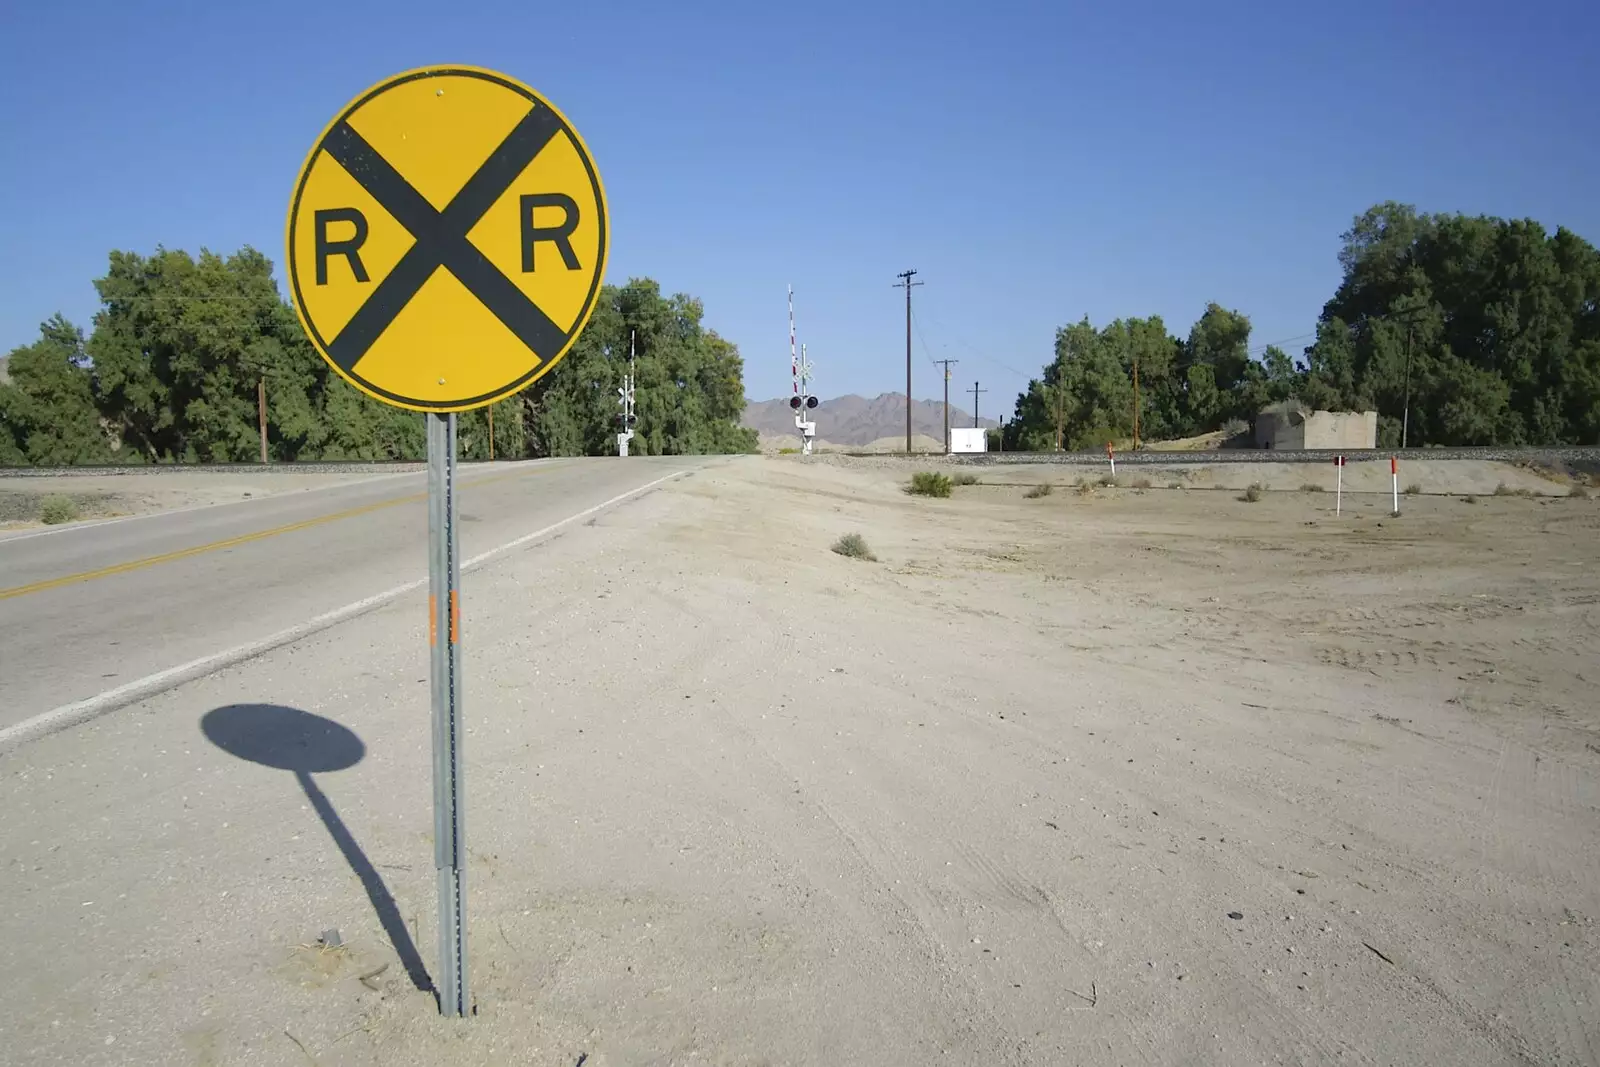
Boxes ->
[917,307,1033,379]
[910,311,944,370]
[1248,331,1317,356]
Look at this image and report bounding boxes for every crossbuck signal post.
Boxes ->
[788,285,819,454]
[286,65,611,1018]
[617,331,637,456]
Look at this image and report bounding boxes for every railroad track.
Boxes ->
[954,446,1600,466]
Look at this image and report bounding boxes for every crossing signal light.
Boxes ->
[806,395,819,409]
[789,395,802,410]
[791,394,820,410]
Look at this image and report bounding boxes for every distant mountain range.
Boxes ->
[743,392,998,447]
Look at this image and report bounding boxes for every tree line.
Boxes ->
[0,247,756,466]
[1001,201,1600,450]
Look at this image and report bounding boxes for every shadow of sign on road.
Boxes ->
[200,703,433,994]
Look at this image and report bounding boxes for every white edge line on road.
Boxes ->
[0,468,689,753]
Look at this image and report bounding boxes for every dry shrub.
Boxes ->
[1493,482,1534,498]
[39,495,79,525]
[831,533,876,561]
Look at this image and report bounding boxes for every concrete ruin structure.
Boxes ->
[1255,408,1377,450]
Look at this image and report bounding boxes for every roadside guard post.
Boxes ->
[1391,456,1400,515]
[1335,455,1346,515]
[1107,441,1116,479]
[286,66,609,1017]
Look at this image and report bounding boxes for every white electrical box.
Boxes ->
[950,427,987,454]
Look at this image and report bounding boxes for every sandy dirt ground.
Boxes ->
[757,433,949,454]
[2,457,1597,1065]
[0,468,425,532]
[909,453,1588,498]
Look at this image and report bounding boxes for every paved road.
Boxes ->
[0,456,709,732]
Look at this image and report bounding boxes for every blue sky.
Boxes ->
[2,0,1596,412]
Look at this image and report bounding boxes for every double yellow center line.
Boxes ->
[0,466,547,602]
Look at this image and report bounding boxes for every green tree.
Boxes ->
[317,379,425,460]
[0,316,112,465]
[1183,364,1221,431]
[88,247,338,462]
[1303,203,1600,445]
[6,251,758,467]
[457,396,527,461]
[1185,303,1253,400]
[522,279,755,457]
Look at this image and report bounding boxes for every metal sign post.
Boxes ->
[427,413,468,1015]
[288,65,608,1020]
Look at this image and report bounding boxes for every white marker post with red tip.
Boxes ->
[1335,455,1345,516]
[1391,456,1400,516]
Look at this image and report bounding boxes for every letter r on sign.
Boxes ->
[520,194,580,272]
[315,208,370,285]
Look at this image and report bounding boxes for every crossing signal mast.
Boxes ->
[617,330,637,456]
[788,285,819,454]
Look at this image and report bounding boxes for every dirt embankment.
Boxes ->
[794,452,1594,497]
[0,467,425,531]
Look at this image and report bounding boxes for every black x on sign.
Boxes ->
[287,67,608,412]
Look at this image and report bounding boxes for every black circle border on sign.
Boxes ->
[286,66,609,413]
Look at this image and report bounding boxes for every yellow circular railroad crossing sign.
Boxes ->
[286,66,608,412]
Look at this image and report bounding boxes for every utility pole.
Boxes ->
[257,377,268,465]
[1402,324,1413,449]
[970,381,987,427]
[1389,303,1426,449]
[1054,337,1069,450]
[895,270,922,453]
[1132,354,1140,451]
[935,358,959,453]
